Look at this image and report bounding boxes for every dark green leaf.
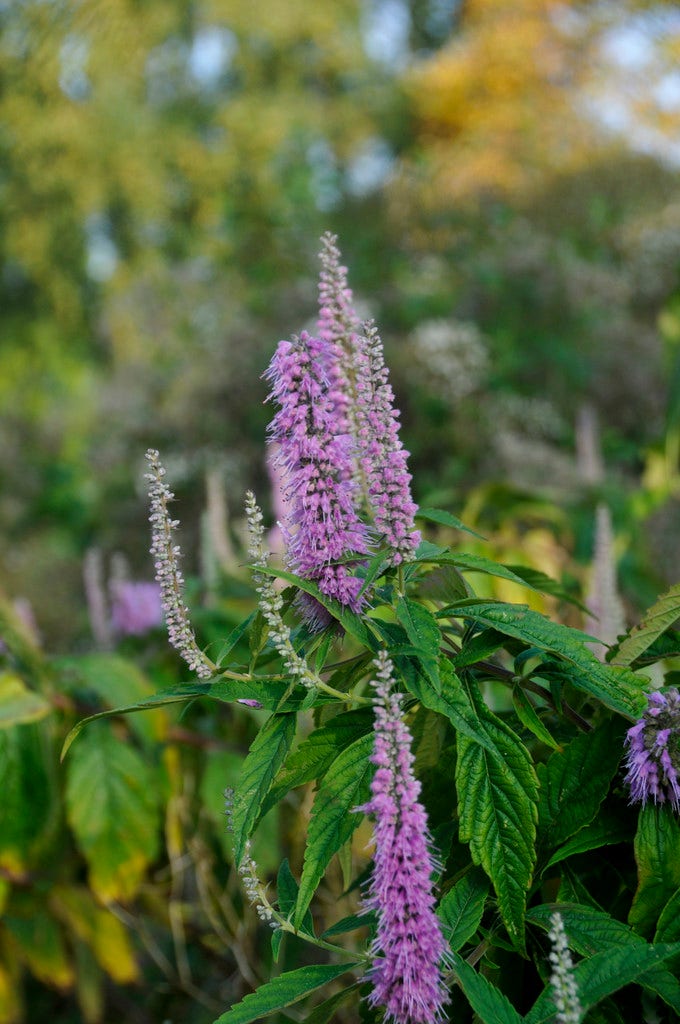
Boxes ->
[629,806,680,938]
[231,714,296,865]
[503,566,590,613]
[259,709,374,819]
[451,952,523,1024]
[544,812,629,869]
[415,507,486,539]
[456,683,538,951]
[399,657,496,754]
[525,941,680,1024]
[418,552,537,592]
[528,902,680,1014]
[301,982,362,1023]
[396,597,441,692]
[322,912,374,939]
[439,601,648,718]
[438,868,489,952]
[452,628,507,668]
[537,720,623,853]
[216,613,256,665]
[511,685,560,752]
[277,859,314,935]
[211,963,361,1024]
[656,887,680,944]
[295,733,374,929]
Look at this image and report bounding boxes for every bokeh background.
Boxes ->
[2,1,680,1021]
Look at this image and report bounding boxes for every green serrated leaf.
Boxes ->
[399,657,496,754]
[511,685,560,751]
[64,723,161,901]
[277,859,314,936]
[525,940,680,1024]
[528,900,680,1013]
[295,733,374,929]
[438,868,489,952]
[321,912,374,939]
[452,628,507,668]
[456,683,538,952]
[231,714,296,865]
[415,507,486,539]
[418,552,538,592]
[612,583,680,667]
[439,601,648,718]
[211,962,360,1024]
[656,887,680,944]
[451,952,523,1024]
[503,566,591,613]
[248,611,269,666]
[358,551,392,597]
[396,597,441,692]
[215,613,256,665]
[544,812,629,869]
[0,674,51,729]
[537,720,623,854]
[301,982,362,1023]
[629,806,680,938]
[259,708,374,820]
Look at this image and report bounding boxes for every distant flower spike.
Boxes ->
[359,651,448,1024]
[145,449,212,679]
[264,331,370,621]
[548,912,583,1024]
[224,789,279,929]
[624,688,680,811]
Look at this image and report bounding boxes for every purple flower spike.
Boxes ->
[359,652,449,1024]
[111,581,163,636]
[355,322,421,565]
[624,688,680,812]
[264,331,370,623]
[318,234,420,566]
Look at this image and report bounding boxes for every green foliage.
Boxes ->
[211,963,361,1024]
[437,868,489,952]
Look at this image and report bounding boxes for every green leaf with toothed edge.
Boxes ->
[612,582,680,667]
[629,806,680,939]
[210,963,361,1024]
[438,868,489,952]
[455,681,538,953]
[396,596,441,692]
[415,507,487,539]
[528,901,680,1013]
[437,600,648,719]
[536,719,624,854]
[451,952,523,1024]
[294,733,374,930]
[230,714,296,866]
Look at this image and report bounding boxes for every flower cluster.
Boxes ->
[359,651,448,1024]
[548,912,582,1024]
[317,235,420,565]
[624,688,680,811]
[145,449,212,679]
[264,331,370,618]
[224,788,279,929]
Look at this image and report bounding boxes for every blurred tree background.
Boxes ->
[2,2,680,1019]
[2,0,680,645]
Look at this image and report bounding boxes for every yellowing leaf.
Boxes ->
[0,674,51,729]
[50,886,138,984]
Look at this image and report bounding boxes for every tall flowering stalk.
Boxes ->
[318,234,419,565]
[359,651,448,1024]
[548,912,583,1024]
[624,688,680,811]
[584,503,625,658]
[264,331,370,620]
[145,449,213,679]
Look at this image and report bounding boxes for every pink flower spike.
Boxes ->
[359,651,449,1024]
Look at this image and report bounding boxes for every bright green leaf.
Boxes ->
[456,682,538,951]
[231,714,296,865]
[396,597,441,692]
[211,962,361,1024]
[295,733,374,929]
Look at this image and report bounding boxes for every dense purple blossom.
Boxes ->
[110,581,163,636]
[318,234,420,565]
[359,652,448,1024]
[264,331,370,621]
[624,688,680,812]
